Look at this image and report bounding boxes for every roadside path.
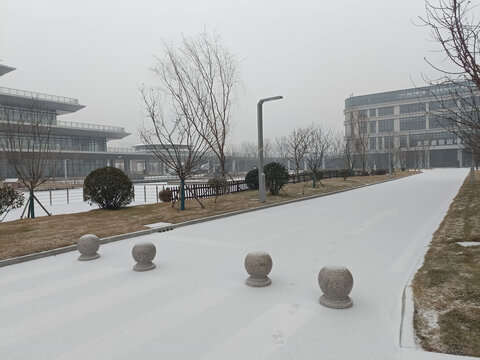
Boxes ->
[0,169,473,360]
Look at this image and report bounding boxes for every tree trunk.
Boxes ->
[29,190,35,219]
[180,179,186,211]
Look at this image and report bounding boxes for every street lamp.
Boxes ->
[257,95,283,202]
[64,159,70,184]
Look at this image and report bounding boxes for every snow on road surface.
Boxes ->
[0,169,475,360]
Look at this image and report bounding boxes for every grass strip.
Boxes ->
[413,171,480,357]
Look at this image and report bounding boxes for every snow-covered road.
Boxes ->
[0,169,474,360]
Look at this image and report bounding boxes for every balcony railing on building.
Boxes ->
[0,87,79,105]
[56,121,125,133]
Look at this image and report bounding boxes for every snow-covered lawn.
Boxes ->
[2,183,168,222]
[0,169,473,360]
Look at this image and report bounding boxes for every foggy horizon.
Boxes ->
[0,0,460,148]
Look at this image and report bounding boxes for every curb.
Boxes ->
[0,175,411,268]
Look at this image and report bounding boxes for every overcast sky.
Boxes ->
[0,0,453,148]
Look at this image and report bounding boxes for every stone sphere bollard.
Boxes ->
[77,234,100,261]
[244,251,273,287]
[132,242,157,272]
[318,265,353,309]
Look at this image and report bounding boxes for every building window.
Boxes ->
[358,122,368,134]
[384,136,394,150]
[369,121,376,133]
[400,135,407,148]
[399,116,426,131]
[378,106,394,116]
[399,103,425,114]
[378,137,383,150]
[370,137,376,150]
[429,115,453,129]
[378,119,394,133]
[369,108,376,117]
[358,109,367,117]
[429,99,457,111]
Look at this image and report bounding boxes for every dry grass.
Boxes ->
[0,172,415,260]
[412,171,480,357]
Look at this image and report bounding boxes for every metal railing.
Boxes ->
[107,147,136,153]
[0,87,79,104]
[56,120,126,133]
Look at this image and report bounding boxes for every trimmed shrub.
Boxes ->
[208,176,229,202]
[264,162,290,195]
[245,168,259,190]
[83,167,134,209]
[159,188,173,202]
[339,169,350,180]
[0,187,24,219]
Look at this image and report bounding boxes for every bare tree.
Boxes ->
[328,131,347,170]
[0,101,59,218]
[421,0,480,178]
[264,138,274,159]
[140,88,210,211]
[286,126,310,178]
[151,32,239,179]
[274,136,289,159]
[239,141,257,158]
[344,137,356,173]
[347,110,370,173]
[305,125,331,187]
[391,136,408,171]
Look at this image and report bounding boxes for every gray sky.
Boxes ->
[1,0,449,147]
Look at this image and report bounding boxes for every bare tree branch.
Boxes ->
[151,32,239,178]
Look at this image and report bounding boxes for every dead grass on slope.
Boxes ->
[0,172,415,260]
[412,171,480,357]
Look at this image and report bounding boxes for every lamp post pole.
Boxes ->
[64,159,69,184]
[257,96,283,202]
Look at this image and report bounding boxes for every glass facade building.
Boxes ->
[0,64,132,179]
[344,83,474,169]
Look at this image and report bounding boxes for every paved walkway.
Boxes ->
[0,169,475,360]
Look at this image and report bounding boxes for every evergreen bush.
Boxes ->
[264,162,289,195]
[83,167,134,209]
[159,188,173,202]
[0,187,24,219]
[245,168,259,190]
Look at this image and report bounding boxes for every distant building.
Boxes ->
[0,63,133,179]
[344,84,475,169]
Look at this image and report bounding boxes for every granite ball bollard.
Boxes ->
[77,234,100,261]
[132,242,157,272]
[244,251,273,287]
[318,265,353,309]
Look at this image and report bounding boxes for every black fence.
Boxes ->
[168,169,375,202]
[170,180,249,201]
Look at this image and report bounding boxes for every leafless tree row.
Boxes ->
[421,0,480,171]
